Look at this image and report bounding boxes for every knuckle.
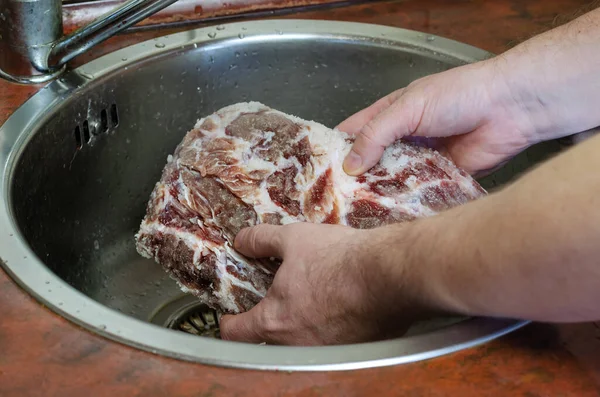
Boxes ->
[359,122,381,146]
[247,227,263,257]
[259,305,282,338]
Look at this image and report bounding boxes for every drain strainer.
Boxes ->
[150,295,221,338]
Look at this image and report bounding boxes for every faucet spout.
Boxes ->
[0,0,179,85]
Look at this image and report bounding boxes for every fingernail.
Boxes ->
[343,150,362,174]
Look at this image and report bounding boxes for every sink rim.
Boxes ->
[0,19,528,371]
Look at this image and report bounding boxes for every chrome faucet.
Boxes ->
[0,0,179,84]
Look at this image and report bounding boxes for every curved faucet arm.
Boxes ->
[49,0,179,69]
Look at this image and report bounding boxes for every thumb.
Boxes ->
[343,96,424,176]
[234,224,285,259]
[220,306,266,344]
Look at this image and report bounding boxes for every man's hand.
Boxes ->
[338,62,534,177]
[340,7,600,177]
[219,223,416,345]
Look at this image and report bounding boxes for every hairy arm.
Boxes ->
[493,7,600,143]
[380,133,600,322]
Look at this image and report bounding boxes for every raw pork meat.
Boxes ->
[135,102,486,314]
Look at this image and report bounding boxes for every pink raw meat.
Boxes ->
[135,102,486,314]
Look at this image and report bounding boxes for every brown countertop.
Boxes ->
[2,1,600,396]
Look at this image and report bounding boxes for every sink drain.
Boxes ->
[149,295,221,338]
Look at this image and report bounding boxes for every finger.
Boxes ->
[343,96,425,176]
[234,224,285,259]
[220,308,266,344]
[336,90,403,136]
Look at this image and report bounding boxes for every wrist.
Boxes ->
[364,221,458,320]
[490,11,600,143]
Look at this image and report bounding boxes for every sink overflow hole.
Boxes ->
[74,103,119,149]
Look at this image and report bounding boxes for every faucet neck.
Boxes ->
[0,0,179,85]
[0,0,64,84]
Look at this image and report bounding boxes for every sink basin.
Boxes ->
[0,19,565,371]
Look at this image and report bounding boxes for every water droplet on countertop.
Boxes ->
[216,25,225,30]
[208,32,217,39]
[155,42,166,48]
[427,35,435,42]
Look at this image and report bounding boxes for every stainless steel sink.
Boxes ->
[1,19,565,371]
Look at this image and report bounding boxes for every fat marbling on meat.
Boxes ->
[135,102,487,314]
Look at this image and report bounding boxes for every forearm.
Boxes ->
[378,135,600,322]
[494,7,600,142]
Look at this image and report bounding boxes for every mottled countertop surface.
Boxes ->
[2,1,600,396]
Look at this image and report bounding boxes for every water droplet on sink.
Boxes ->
[208,32,217,39]
[426,35,435,42]
[81,72,93,80]
[276,30,283,35]
[238,33,245,39]
[121,58,128,61]
[93,240,99,250]
[216,25,225,30]
[58,302,63,306]
[155,42,166,48]
[98,325,106,330]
